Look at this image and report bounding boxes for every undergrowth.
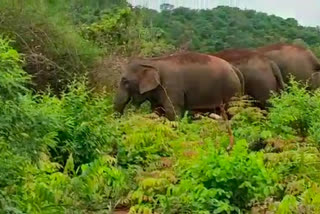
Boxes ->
[1,36,320,213]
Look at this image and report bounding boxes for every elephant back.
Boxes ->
[212,48,258,64]
[149,51,213,65]
[257,43,319,83]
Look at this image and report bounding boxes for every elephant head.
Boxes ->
[113,61,161,114]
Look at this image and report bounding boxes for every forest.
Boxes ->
[1,0,320,213]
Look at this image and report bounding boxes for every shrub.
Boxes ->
[71,155,130,212]
[0,35,119,166]
[267,79,313,138]
[117,115,176,169]
[49,80,120,167]
[228,97,271,148]
[2,33,320,213]
[13,155,72,214]
[156,140,276,214]
[80,6,175,57]
[0,0,101,92]
[0,36,30,99]
[0,139,26,189]
[0,37,128,212]
[307,90,320,146]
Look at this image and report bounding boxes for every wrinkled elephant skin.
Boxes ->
[212,49,285,108]
[114,52,244,121]
[257,43,320,89]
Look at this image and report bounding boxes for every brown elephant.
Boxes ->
[257,43,320,89]
[113,52,244,121]
[212,49,285,108]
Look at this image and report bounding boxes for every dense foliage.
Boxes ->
[0,0,102,93]
[1,1,320,213]
[147,6,320,53]
[1,35,320,213]
[0,0,174,93]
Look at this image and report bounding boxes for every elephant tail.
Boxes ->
[270,60,285,91]
[232,65,245,96]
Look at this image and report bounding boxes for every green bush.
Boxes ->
[266,78,320,145]
[117,115,176,169]
[131,140,276,214]
[307,90,320,146]
[49,80,120,167]
[267,79,313,138]
[229,97,271,148]
[80,6,175,57]
[0,36,128,213]
[149,6,320,52]
[69,0,128,25]
[2,28,320,213]
[13,156,72,213]
[0,37,30,99]
[0,79,120,166]
[0,139,26,189]
[0,0,101,92]
[0,37,119,165]
[72,155,130,212]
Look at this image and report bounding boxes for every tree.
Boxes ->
[146,6,320,53]
[160,3,174,11]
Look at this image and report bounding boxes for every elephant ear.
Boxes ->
[139,64,160,94]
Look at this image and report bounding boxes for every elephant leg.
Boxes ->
[153,106,166,116]
[147,96,165,116]
[160,93,183,121]
[256,101,267,110]
[164,102,182,121]
[311,72,320,90]
[156,84,184,121]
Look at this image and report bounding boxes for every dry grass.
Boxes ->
[89,55,128,93]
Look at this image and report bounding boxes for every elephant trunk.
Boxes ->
[114,88,131,114]
[131,94,147,108]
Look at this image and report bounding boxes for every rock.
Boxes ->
[209,113,222,120]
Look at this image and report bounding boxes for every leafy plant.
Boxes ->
[72,155,130,212]
[0,0,100,92]
[2,3,320,213]
[0,36,30,99]
[267,78,313,138]
[228,96,270,148]
[80,6,174,57]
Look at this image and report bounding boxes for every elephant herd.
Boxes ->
[114,43,320,121]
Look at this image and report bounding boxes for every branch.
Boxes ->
[220,103,234,152]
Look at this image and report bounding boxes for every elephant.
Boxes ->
[113,52,244,121]
[212,49,285,108]
[257,43,320,89]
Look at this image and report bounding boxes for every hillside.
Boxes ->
[147,6,320,52]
